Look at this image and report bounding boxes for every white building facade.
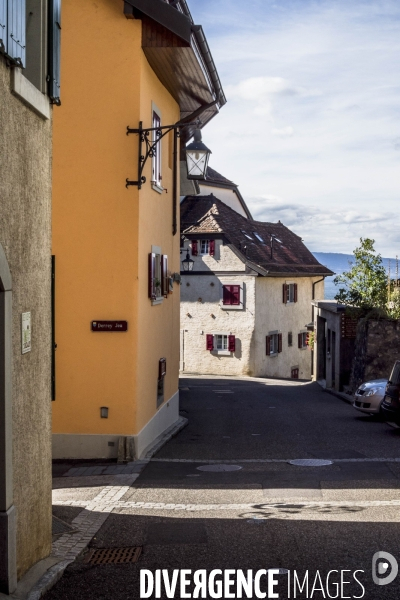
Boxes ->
[180,194,332,380]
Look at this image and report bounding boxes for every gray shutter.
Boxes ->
[0,0,7,53]
[8,0,26,66]
[48,0,61,104]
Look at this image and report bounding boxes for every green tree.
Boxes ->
[334,238,388,310]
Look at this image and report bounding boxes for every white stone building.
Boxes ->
[180,193,332,379]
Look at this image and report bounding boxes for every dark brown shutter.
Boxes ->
[222,285,231,305]
[266,336,271,355]
[294,283,298,303]
[228,335,236,352]
[206,334,214,351]
[209,240,215,256]
[148,253,156,299]
[161,254,168,297]
[231,285,240,305]
[48,0,62,104]
[278,333,282,353]
[192,240,198,256]
[298,333,302,349]
[283,284,287,303]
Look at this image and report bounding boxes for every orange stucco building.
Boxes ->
[52,0,225,459]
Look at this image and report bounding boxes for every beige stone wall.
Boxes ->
[254,277,324,379]
[0,59,52,577]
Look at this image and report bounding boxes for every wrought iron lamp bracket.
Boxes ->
[125,120,200,189]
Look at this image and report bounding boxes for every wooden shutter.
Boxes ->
[0,0,7,53]
[283,284,287,303]
[148,253,156,299]
[206,334,214,351]
[294,283,298,303]
[209,239,215,256]
[266,336,271,355]
[48,0,61,105]
[298,333,302,349]
[8,0,26,66]
[278,333,282,353]
[222,285,231,305]
[228,335,236,352]
[191,240,198,256]
[161,254,168,297]
[231,285,240,306]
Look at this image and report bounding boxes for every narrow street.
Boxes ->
[47,377,400,599]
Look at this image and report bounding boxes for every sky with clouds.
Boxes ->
[189,0,400,256]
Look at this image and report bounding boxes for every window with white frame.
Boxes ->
[216,334,228,351]
[266,331,282,356]
[220,282,244,310]
[283,282,298,304]
[200,239,209,255]
[206,333,236,354]
[148,246,169,304]
[152,110,162,189]
[298,331,308,349]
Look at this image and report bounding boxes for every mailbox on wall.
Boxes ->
[159,358,166,379]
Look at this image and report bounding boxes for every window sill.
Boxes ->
[269,353,278,358]
[220,304,244,311]
[151,182,164,195]
[11,69,50,120]
[212,350,232,356]
[151,297,163,306]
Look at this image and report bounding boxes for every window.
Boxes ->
[200,240,209,255]
[148,247,169,304]
[241,230,253,240]
[298,331,308,349]
[253,232,264,242]
[291,367,299,379]
[283,283,298,304]
[288,332,293,347]
[152,109,162,189]
[206,333,236,354]
[266,332,282,356]
[221,283,243,310]
[1,0,61,106]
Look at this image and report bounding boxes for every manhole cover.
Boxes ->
[197,464,242,472]
[289,459,333,467]
[85,547,142,565]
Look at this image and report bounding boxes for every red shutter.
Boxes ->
[209,240,215,256]
[222,285,231,305]
[294,283,298,303]
[266,336,271,355]
[148,253,156,299]
[231,285,240,305]
[278,333,282,353]
[283,284,287,303]
[228,335,236,352]
[206,334,214,351]
[161,255,168,297]
[192,240,198,256]
[298,333,302,349]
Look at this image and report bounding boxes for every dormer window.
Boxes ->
[200,240,209,255]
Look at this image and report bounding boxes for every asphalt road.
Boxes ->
[46,377,400,600]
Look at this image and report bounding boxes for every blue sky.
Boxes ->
[189,0,400,255]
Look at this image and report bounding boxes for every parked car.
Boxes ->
[353,379,387,415]
[381,361,400,424]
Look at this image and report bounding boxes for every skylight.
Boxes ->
[253,232,264,242]
[241,230,253,240]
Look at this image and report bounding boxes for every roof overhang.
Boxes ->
[124,0,226,143]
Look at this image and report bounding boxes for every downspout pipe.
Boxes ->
[312,276,326,300]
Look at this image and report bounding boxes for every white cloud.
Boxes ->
[188,0,400,255]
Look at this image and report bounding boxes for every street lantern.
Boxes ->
[182,250,194,272]
[185,129,211,180]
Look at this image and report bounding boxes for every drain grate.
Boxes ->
[197,464,242,472]
[289,459,333,467]
[85,546,142,565]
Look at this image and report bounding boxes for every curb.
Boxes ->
[143,416,188,459]
[26,560,71,600]
[324,387,353,405]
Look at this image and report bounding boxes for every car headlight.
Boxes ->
[365,388,379,397]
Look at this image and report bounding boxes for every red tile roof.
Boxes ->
[181,195,333,276]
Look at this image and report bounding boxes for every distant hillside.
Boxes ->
[312,252,397,300]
